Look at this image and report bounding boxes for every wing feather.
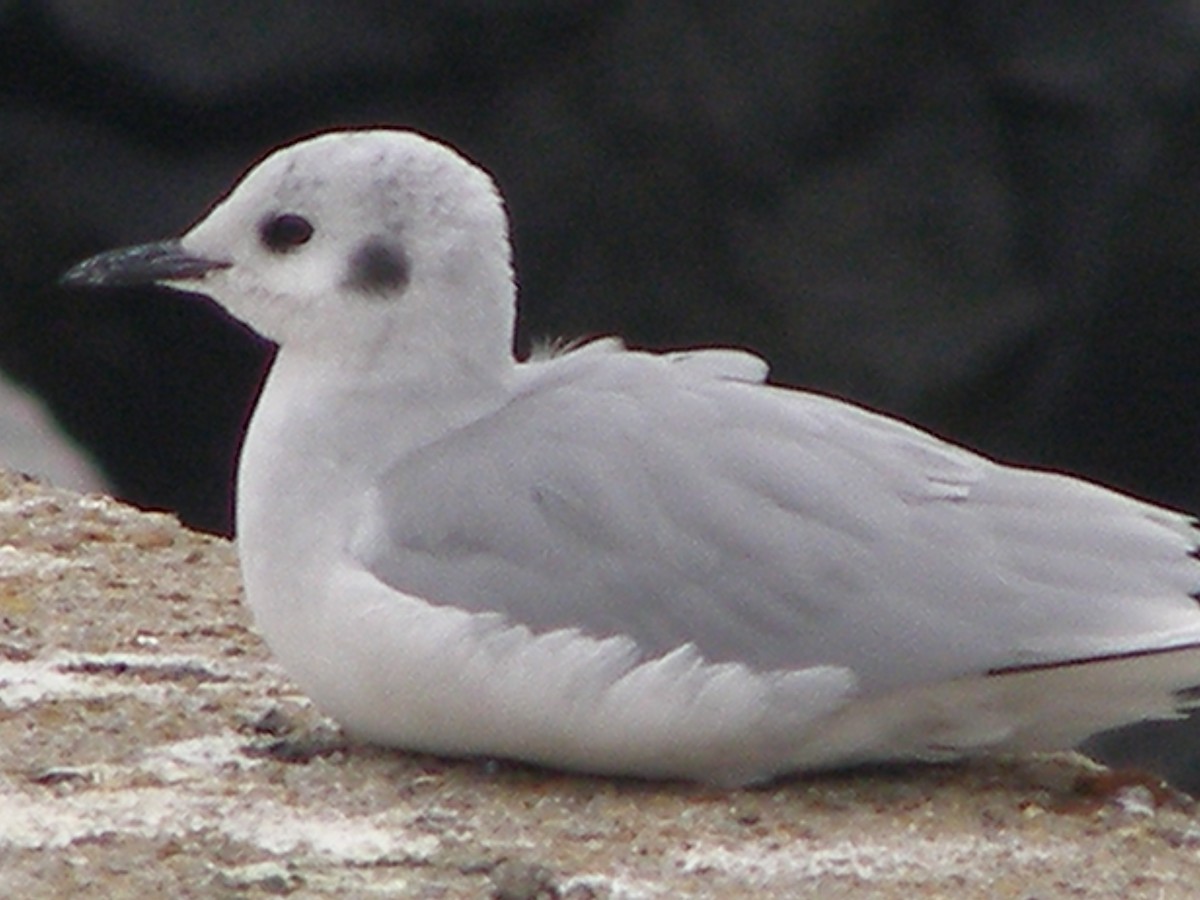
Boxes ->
[353,344,1200,695]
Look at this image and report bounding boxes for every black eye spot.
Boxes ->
[259,213,313,253]
[345,240,411,295]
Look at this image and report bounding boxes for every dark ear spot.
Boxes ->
[344,240,411,296]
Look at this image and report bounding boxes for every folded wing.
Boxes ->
[353,340,1200,699]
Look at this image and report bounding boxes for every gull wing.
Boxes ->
[353,341,1200,695]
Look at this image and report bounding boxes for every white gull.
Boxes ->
[62,129,1200,785]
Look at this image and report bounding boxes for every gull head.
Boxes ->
[62,129,517,367]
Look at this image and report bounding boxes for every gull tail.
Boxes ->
[789,642,1200,771]
[975,642,1200,749]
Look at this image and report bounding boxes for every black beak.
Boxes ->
[59,239,230,289]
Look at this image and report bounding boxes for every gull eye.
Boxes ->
[259,213,313,253]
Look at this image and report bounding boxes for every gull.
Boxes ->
[62,129,1200,786]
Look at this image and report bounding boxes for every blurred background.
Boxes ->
[2,1,1200,787]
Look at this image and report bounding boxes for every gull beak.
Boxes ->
[59,239,230,289]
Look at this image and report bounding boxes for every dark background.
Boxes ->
[3,2,1200,787]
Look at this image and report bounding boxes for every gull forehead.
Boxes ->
[61,128,1200,786]
[218,130,503,226]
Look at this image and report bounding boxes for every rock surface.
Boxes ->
[3,469,1200,898]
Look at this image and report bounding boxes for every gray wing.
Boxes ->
[353,341,1200,693]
